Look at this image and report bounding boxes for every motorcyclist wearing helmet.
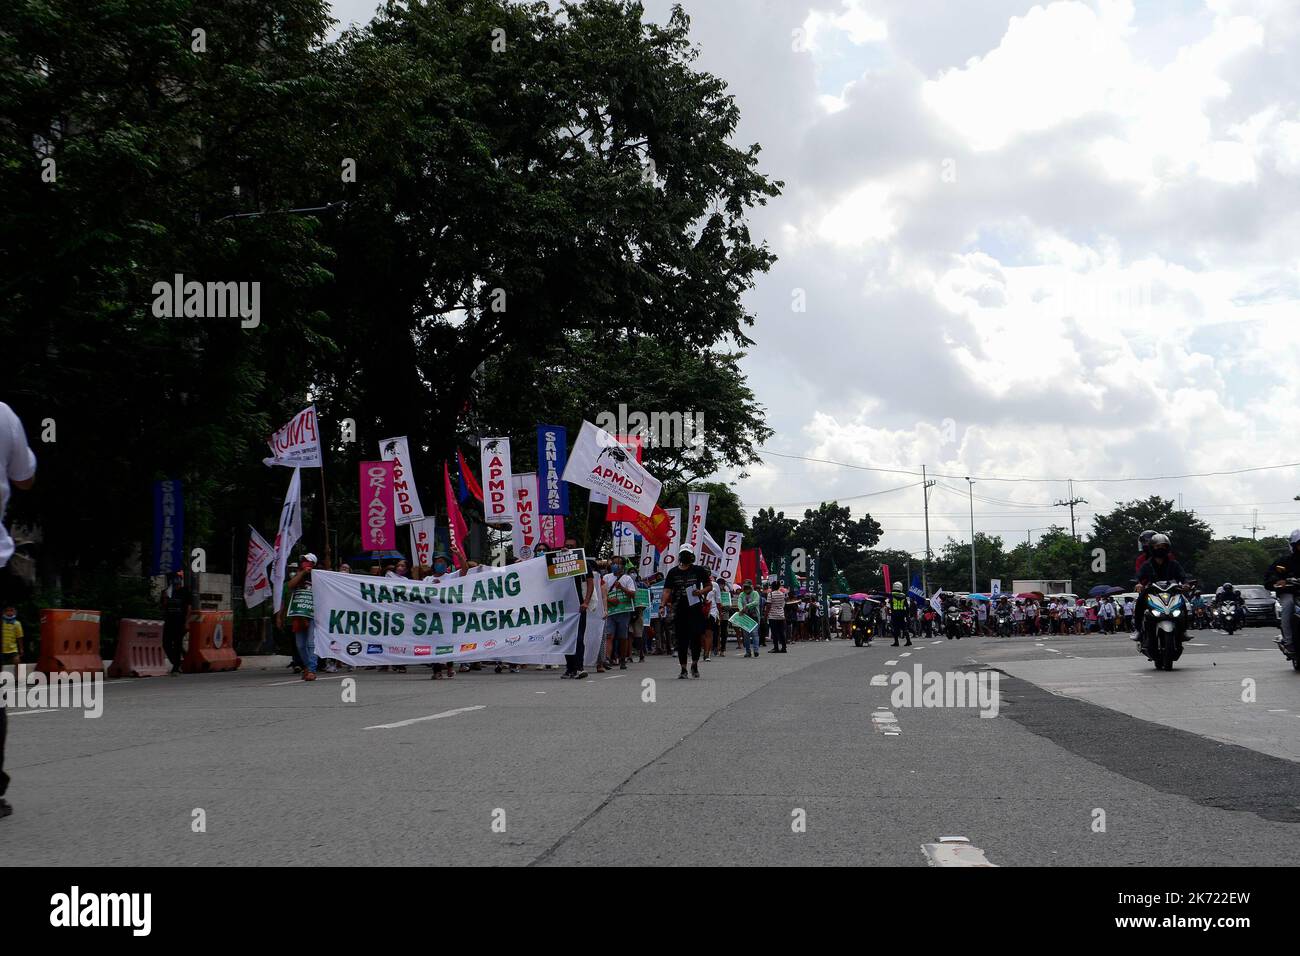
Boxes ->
[1133,529,1157,576]
[1133,534,1186,641]
[1263,529,1300,653]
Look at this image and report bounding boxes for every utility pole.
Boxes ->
[1243,509,1266,540]
[922,465,936,594]
[1054,478,1088,541]
[965,477,977,593]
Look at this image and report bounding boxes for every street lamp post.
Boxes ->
[966,477,977,593]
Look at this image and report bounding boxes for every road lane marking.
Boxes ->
[900,652,912,657]
[870,674,888,686]
[871,709,900,736]
[922,837,996,867]
[885,660,899,666]
[364,705,486,730]
[266,674,347,687]
[8,709,60,717]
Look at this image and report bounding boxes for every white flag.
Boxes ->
[561,421,662,518]
[511,472,540,558]
[409,516,438,570]
[480,437,514,525]
[264,405,322,468]
[379,436,425,525]
[244,526,275,608]
[700,528,724,574]
[685,491,710,555]
[270,468,303,613]
[657,508,683,574]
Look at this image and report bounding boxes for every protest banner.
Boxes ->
[480,437,514,525]
[656,508,682,574]
[536,424,569,516]
[409,517,438,570]
[538,513,566,549]
[684,491,710,555]
[311,557,581,667]
[359,460,396,551]
[729,612,758,633]
[719,531,744,586]
[151,479,184,576]
[511,473,540,559]
[379,436,425,525]
[545,548,586,580]
[443,462,469,568]
[270,468,302,614]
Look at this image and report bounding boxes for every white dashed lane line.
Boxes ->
[885,660,899,666]
[871,709,900,736]
[921,837,997,867]
[870,674,888,686]
[364,705,486,730]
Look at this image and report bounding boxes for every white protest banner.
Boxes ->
[561,421,661,518]
[379,436,425,525]
[638,535,656,579]
[264,405,322,468]
[685,491,710,555]
[244,527,275,607]
[409,517,438,570]
[311,556,580,667]
[613,522,637,557]
[657,508,682,573]
[511,473,540,559]
[480,437,514,525]
[719,531,744,586]
[270,468,303,613]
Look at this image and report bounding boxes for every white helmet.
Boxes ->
[1289,528,1300,547]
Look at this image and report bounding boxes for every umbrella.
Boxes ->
[1088,584,1125,597]
[968,593,991,602]
[850,592,870,600]
[831,593,852,600]
[1015,591,1043,599]
[348,550,407,564]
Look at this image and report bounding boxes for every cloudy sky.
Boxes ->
[331,0,1300,558]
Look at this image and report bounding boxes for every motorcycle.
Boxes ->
[1273,578,1300,671]
[1141,581,1187,671]
[851,616,875,648]
[995,608,1013,637]
[944,607,963,639]
[1211,601,1242,635]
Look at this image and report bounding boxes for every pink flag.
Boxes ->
[444,461,470,569]
[360,460,396,551]
[539,514,565,549]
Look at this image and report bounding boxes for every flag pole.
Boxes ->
[318,454,332,570]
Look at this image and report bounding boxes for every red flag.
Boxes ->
[882,564,892,595]
[444,461,470,569]
[759,552,769,579]
[458,449,483,503]
[627,503,672,551]
[738,548,758,586]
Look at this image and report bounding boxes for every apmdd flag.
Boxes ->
[561,421,662,518]
[311,556,580,667]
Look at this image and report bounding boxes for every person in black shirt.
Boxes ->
[1134,534,1185,642]
[160,569,191,674]
[661,546,711,679]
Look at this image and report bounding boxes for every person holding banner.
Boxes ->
[562,537,593,680]
[415,545,479,679]
[278,554,321,680]
[661,546,711,679]
[603,557,637,670]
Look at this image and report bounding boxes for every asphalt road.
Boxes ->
[4,625,1297,866]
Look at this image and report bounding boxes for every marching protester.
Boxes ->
[603,555,637,670]
[661,545,710,678]
[277,553,319,681]
[765,580,788,653]
[738,579,761,657]
[0,402,35,821]
[160,569,192,675]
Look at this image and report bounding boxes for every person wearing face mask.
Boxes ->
[415,544,477,679]
[661,546,711,678]
[737,580,761,657]
[603,556,637,670]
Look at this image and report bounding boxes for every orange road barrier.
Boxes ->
[181,609,241,673]
[107,619,169,678]
[36,609,105,675]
